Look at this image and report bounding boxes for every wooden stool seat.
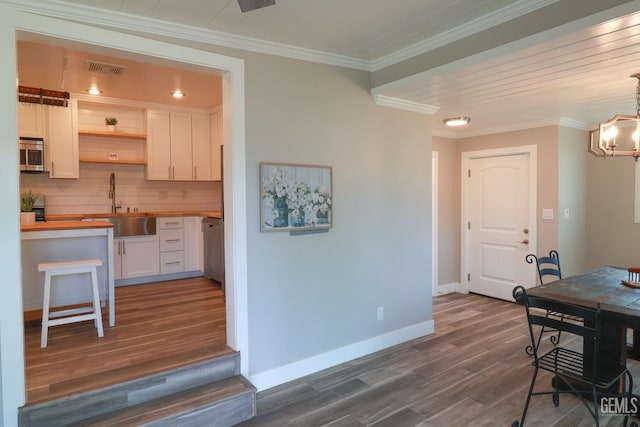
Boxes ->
[38,258,104,348]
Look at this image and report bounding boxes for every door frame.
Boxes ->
[460,145,537,294]
[432,151,439,296]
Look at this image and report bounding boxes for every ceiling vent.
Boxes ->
[83,59,127,76]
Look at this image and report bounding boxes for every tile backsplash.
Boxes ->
[20,163,221,215]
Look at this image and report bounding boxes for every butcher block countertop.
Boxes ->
[44,211,222,222]
[21,220,114,232]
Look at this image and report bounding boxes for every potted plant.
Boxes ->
[105,117,118,131]
[20,190,39,225]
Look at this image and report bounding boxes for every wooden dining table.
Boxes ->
[526,266,640,395]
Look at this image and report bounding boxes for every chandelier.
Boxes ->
[589,73,640,160]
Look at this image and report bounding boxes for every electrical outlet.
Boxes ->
[377,306,384,321]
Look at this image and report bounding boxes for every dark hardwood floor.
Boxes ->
[239,292,640,427]
[24,276,231,405]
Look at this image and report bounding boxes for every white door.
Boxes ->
[463,149,536,301]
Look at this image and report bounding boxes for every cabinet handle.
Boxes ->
[165,221,180,225]
[122,240,126,255]
[166,261,181,265]
[51,161,55,177]
[168,165,172,179]
[194,167,197,180]
[165,239,181,242]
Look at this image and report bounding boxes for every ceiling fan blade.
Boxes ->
[238,0,275,13]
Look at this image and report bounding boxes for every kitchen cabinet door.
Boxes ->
[146,110,172,180]
[191,113,213,181]
[47,101,79,179]
[184,216,204,272]
[120,235,159,279]
[169,112,193,181]
[18,103,46,138]
[210,111,222,181]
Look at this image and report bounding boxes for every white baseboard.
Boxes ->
[248,320,435,392]
[436,282,458,295]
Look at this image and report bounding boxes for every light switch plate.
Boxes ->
[542,208,554,220]
[563,208,570,219]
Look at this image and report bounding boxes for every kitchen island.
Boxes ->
[21,220,116,326]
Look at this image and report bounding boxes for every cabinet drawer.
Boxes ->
[160,251,184,274]
[160,228,184,252]
[158,217,184,229]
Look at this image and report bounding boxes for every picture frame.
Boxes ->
[260,162,333,232]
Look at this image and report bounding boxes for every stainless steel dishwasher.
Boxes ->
[203,217,224,291]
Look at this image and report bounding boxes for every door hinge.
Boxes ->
[468,169,471,178]
[467,273,471,281]
[467,221,470,230]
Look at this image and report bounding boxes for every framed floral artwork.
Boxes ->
[260,162,333,232]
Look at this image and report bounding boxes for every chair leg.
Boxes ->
[40,271,52,348]
[516,366,540,426]
[90,266,104,338]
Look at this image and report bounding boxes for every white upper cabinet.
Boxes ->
[18,100,79,179]
[210,110,222,181]
[18,103,46,138]
[147,109,219,181]
[191,112,212,181]
[169,112,193,181]
[146,110,172,180]
[47,99,79,179]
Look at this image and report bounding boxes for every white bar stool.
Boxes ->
[38,258,105,348]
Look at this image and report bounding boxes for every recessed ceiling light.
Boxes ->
[443,115,470,126]
[171,90,186,98]
[87,87,101,95]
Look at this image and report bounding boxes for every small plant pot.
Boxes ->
[20,211,35,225]
[106,125,116,132]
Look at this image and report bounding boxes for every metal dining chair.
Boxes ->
[512,286,635,427]
[524,250,563,355]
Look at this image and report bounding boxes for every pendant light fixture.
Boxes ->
[589,73,640,160]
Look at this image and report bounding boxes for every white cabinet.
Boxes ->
[184,216,204,272]
[158,217,185,274]
[147,109,219,181]
[114,235,159,279]
[146,110,172,180]
[146,110,193,181]
[210,110,222,181]
[192,113,212,181]
[18,101,79,179]
[18,103,46,138]
[47,100,79,179]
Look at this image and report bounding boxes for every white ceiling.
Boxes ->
[8,0,640,137]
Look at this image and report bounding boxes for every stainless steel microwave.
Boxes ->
[19,137,44,172]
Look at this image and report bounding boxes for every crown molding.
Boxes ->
[1,0,370,71]
[372,95,439,115]
[448,117,588,139]
[370,0,559,71]
[558,117,591,130]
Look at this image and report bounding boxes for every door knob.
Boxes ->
[517,239,529,244]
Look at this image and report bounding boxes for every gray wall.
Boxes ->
[242,53,433,374]
[586,146,640,269]
[432,137,460,286]
[558,126,588,276]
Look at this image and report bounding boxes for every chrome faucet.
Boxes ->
[109,172,122,214]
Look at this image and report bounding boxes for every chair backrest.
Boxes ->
[525,250,561,284]
[512,285,599,360]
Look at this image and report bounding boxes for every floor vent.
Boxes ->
[83,59,127,76]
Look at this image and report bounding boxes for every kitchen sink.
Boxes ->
[86,214,157,237]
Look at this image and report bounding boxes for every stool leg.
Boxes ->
[90,266,104,338]
[41,271,52,348]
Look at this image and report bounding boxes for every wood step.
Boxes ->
[19,352,246,427]
[74,375,255,427]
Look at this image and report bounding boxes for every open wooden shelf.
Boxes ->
[79,130,146,140]
[79,157,147,165]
